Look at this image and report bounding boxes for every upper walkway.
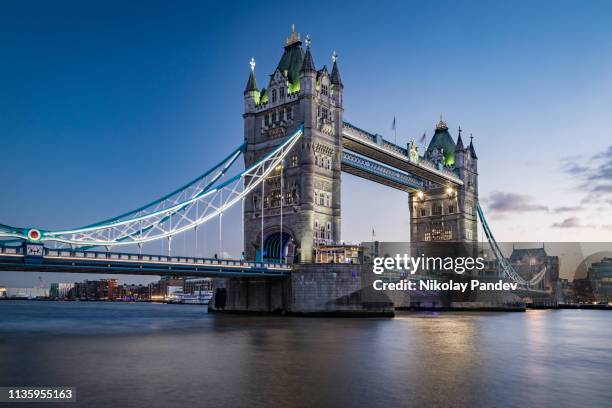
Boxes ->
[342,121,463,189]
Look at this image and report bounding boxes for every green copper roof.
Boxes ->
[426,120,456,166]
[276,42,304,88]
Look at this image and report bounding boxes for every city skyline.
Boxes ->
[1,0,612,286]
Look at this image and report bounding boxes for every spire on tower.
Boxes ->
[286,24,301,46]
[436,114,448,130]
[455,126,465,151]
[300,35,316,74]
[331,51,343,86]
[469,133,478,159]
[244,57,258,95]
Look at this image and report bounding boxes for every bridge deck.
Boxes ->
[0,245,291,278]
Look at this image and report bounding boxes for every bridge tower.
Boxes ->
[409,119,479,255]
[243,26,343,263]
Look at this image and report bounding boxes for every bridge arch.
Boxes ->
[263,232,294,263]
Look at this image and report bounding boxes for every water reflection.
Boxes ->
[0,302,610,408]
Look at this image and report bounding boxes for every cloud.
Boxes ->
[486,191,548,213]
[562,145,612,205]
[551,217,582,228]
[552,206,581,213]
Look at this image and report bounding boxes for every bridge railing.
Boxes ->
[0,245,24,255]
[0,244,291,271]
[43,248,291,270]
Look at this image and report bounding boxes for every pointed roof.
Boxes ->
[301,41,316,74]
[469,134,478,159]
[455,126,464,151]
[331,51,343,86]
[244,58,258,94]
[331,63,342,84]
[276,26,305,85]
[426,117,456,166]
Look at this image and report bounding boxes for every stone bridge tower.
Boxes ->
[409,119,479,257]
[243,26,343,263]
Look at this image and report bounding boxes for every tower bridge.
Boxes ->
[0,26,555,313]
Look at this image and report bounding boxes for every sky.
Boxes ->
[1,0,611,286]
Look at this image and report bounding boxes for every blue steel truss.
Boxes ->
[341,150,425,191]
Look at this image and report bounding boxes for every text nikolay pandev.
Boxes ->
[371,254,519,292]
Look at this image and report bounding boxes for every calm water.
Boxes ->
[0,301,611,408]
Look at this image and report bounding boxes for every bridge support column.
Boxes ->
[210,277,289,314]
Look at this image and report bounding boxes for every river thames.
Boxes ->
[0,301,610,407]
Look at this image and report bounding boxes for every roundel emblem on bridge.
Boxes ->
[27,229,41,241]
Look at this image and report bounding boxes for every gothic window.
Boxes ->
[321,107,329,120]
[279,87,285,101]
[271,191,281,207]
[423,225,431,241]
[253,195,258,210]
[314,191,318,205]
[319,193,324,206]
[264,114,270,126]
[431,222,452,241]
[448,205,455,214]
[420,208,427,217]
[321,85,329,96]
[291,187,298,204]
[290,154,298,167]
[287,107,293,120]
[326,222,331,240]
[465,200,474,215]
[273,111,278,123]
[466,229,473,240]
[272,89,277,103]
[432,204,442,216]
[285,191,293,205]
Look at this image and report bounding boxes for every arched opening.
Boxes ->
[263,232,293,263]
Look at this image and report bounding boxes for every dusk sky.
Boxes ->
[1,0,611,285]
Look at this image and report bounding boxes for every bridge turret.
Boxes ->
[410,119,479,250]
[331,51,343,106]
[244,58,260,113]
